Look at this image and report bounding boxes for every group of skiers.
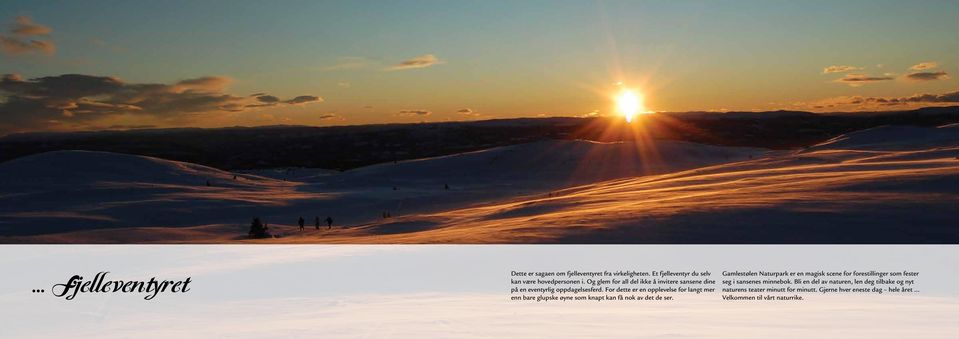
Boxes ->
[246,183,458,238]
[248,216,335,238]
[298,216,334,231]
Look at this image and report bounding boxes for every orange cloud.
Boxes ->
[0,16,55,56]
[398,109,431,116]
[11,16,52,36]
[909,62,938,71]
[822,65,861,74]
[387,54,442,71]
[809,89,959,111]
[833,73,894,87]
[905,71,949,81]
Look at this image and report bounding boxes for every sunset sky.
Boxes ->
[1,0,958,134]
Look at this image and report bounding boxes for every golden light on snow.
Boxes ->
[615,89,646,123]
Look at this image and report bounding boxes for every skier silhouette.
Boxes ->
[325,216,333,229]
[298,217,305,231]
[444,183,449,190]
[314,216,320,230]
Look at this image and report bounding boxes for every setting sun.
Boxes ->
[616,89,646,123]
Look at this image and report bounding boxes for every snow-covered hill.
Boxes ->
[0,150,276,187]
[0,139,765,241]
[804,124,959,152]
[2,125,957,243]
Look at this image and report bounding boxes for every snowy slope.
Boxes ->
[0,140,766,241]
[319,124,958,244]
[804,124,959,152]
[2,124,957,243]
[331,139,767,189]
[0,150,274,187]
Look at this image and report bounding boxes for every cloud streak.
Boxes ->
[0,16,55,56]
[905,71,949,81]
[246,93,323,108]
[822,65,861,74]
[10,15,52,36]
[834,73,894,86]
[893,90,959,103]
[910,62,938,71]
[284,95,322,105]
[387,54,442,71]
[810,89,959,110]
[398,109,431,116]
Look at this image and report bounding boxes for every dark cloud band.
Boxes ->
[0,73,321,134]
[906,71,949,81]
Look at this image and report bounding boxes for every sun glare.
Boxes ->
[616,89,645,123]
